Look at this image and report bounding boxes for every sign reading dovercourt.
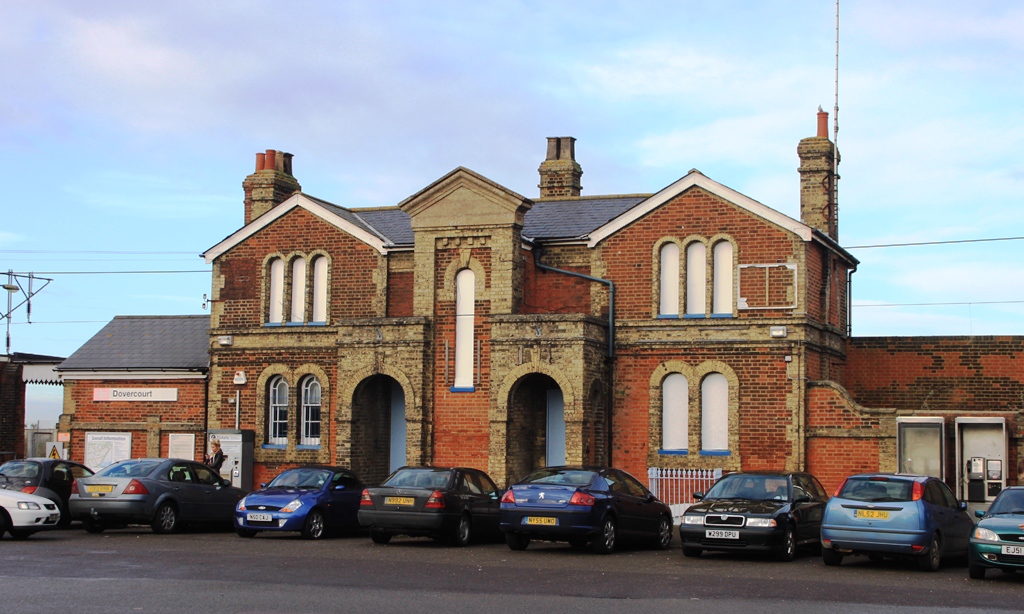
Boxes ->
[93,388,178,402]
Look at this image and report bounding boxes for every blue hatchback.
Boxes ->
[820,473,973,571]
[234,467,364,539]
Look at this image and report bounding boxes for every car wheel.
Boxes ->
[302,509,326,540]
[968,562,986,580]
[774,525,796,562]
[592,516,617,555]
[821,547,843,566]
[450,514,472,547]
[568,537,589,551]
[505,532,530,551]
[8,529,33,540]
[151,502,179,534]
[82,518,105,534]
[917,534,941,572]
[370,530,392,545]
[236,528,258,538]
[655,517,672,550]
[682,546,703,558]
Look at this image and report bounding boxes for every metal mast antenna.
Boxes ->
[833,0,841,235]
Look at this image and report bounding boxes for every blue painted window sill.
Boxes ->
[450,386,475,393]
[658,449,688,455]
[285,322,305,327]
[657,314,679,319]
[297,445,321,450]
[710,313,733,319]
[261,444,286,450]
[264,323,284,327]
[683,314,706,319]
[700,450,731,456]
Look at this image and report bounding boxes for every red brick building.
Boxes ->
[58,112,1024,508]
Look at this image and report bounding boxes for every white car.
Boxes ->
[0,488,61,539]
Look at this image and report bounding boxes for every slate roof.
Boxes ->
[58,315,210,372]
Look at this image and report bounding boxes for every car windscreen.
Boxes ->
[0,461,41,478]
[383,468,453,489]
[95,460,162,478]
[987,489,1024,515]
[520,468,596,487]
[705,475,790,501]
[269,468,332,489]
[836,477,914,502]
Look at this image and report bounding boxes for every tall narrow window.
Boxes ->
[312,256,328,323]
[453,268,475,390]
[268,376,289,445]
[701,373,729,452]
[290,257,306,323]
[300,376,321,446]
[685,242,706,316]
[712,241,733,316]
[268,258,285,324]
[659,243,680,317]
[661,373,688,451]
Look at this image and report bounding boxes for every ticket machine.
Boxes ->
[207,429,254,491]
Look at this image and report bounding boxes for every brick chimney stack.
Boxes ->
[538,137,582,198]
[797,109,838,239]
[243,149,301,224]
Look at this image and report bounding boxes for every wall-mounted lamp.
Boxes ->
[218,335,233,346]
[770,326,787,338]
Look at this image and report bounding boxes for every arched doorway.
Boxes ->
[506,373,564,484]
[350,375,406,485]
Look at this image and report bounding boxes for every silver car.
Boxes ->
[69,458,246,534]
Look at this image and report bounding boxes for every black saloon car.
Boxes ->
[500,466,673,554]
[679,472,829,561]
[0,458,94,527]
[358,466,502,546]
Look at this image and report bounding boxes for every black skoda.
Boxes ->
[679,472,829,561]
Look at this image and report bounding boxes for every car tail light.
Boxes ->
[360,489,374,508]
[123,479,149,495]
[832,478,848,498]
[501,489,516,504]
[71,479,78,494]
[569,490,595,507]
[424,490,445,509]
[20,485,38,494]
[912,481,924,501]
[911,544,925,552]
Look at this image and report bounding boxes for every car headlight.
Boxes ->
[745,518,777,528]
[236,496,248,511]
[17,501,41,510]
[682,515,704,525]
[281,499,303,513]
[974,526,999,542]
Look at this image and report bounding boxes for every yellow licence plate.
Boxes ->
[526,516,557,526]
[385,496,415,506]
[86,484,114,493]
[854,509,889,520]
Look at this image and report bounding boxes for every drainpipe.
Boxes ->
[533,247,616,465]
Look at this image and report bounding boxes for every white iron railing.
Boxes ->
[648,467,723,524]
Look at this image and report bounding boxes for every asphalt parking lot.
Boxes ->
[2,526,1023,614]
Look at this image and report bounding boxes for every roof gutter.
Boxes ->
[533,247,615,358]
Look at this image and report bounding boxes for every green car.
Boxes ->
[968,486,1024,579]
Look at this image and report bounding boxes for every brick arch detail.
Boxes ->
[443,255,488,302]
[335,364,425,467]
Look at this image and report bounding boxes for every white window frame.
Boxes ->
[712,241,733,316]
[701,373,729,453]
[312,256,328,324]
[268,258,285,324]
[661,373,688,451]
[659,243,680,317]
[268,376,289,445]
[290,257,306,323]
[453,268,475,390]
[300,376,321,446]
[685,242,706,316]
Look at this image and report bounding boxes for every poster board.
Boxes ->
[167,433,196,460]
[84,432,132,469]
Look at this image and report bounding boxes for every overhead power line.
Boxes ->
[845,236,1024,249]
[854,300,1024,308]
[30,270,209,275]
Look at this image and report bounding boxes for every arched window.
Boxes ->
[685,242,706,316]
[268,376,289,445]
[712,241,733,316]
[453,268,475,390]
[290,257,306,323]
[701,373,729,452]
[661,373,688,451]
[311,256,328,323]
[300,376,321,446]
[659,243,680,317]
[268,258,285,324]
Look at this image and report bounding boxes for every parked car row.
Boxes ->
[5,456,1024,582]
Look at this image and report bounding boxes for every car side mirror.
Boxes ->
[260,482,267,488]
[221,478,232,488]
[693,492,704,501]
[647,493,657,503]
[334,484,345,491]
[975,509,985,518]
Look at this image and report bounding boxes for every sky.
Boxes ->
[3,1,1022,426]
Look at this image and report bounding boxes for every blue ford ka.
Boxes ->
[234,466,364,539]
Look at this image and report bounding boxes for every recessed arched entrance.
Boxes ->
[505,373,565,484]
[350,374,406,485]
